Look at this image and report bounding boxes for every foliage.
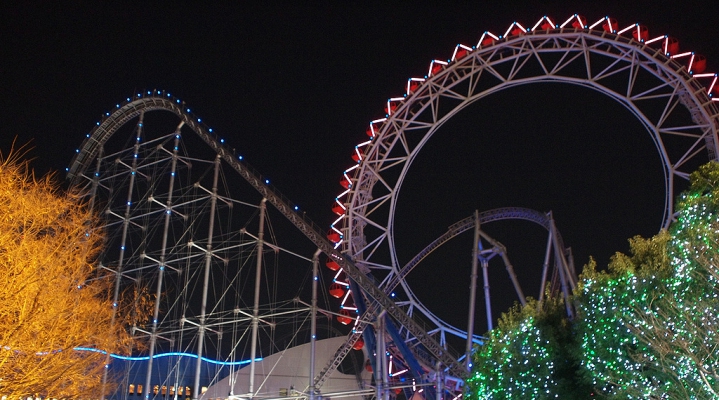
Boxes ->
[468,162,719,399]
[575,233,676,398]
[466,294,591,399]
[0,148,135,398]
[577,161,719,398]
[658,162,719,397]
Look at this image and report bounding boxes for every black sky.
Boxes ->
[3,2,719,333]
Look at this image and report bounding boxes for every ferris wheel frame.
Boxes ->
[327,14,719,387]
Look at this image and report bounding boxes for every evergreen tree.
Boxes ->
[466,295,591,399]
[577,162,719,398]
[468,163,719,399]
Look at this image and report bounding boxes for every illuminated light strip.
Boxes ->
[688,53,696,71]
[342,164,359,188]
[671,51,693,59]
[387,355,408,377]
[331,206,346,219]
[588,17,605,30]
[336,189,350,199]
[503,22,526,38]
[356,139,372,148]
[353,147,363,162]
[503,24,513,37]
[336,280,350,287]
[428,60,448,77]
[385,100,394,115]
[342,306,357,311]
[476,31,499,47]
[341,289,352,305]
[451,44,473,61]
[386,97,405,116]
[405,78,426,95]
[333,270,344,281]
[531,18,543,31]
[708,76,718,94]
[635,25,643,41]
[452,394,463,400]
[369,118,386,138]
[664,38,670,54]
[532,16,555,31]
[333,199,347,213]
[645,35,666,45]
[369,124,378,137]
[617,24,636,35]
[344,163,359,176]
[73,347,260,367]
[559,14,581,28]
[331,216,344,228]
[693,73,716,78]
[606,18,615,32]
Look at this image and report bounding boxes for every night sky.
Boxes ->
[3,2,719,334]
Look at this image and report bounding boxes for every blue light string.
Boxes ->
[73,347,261,366]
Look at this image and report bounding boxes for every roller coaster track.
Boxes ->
[67,95,467,385]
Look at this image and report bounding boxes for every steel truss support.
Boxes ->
[329,29,719,374]
[68,94,465,386]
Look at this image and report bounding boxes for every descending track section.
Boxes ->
[68,92,329,399]
[67,92,462,399]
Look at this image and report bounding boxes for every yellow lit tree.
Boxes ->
[0,147,133,398]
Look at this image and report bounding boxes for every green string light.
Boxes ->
[467,162,719,399]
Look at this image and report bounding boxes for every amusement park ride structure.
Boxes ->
[67,14,719,400]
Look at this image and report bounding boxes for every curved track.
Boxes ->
[69,93,330,398]
[68,92,463,398]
